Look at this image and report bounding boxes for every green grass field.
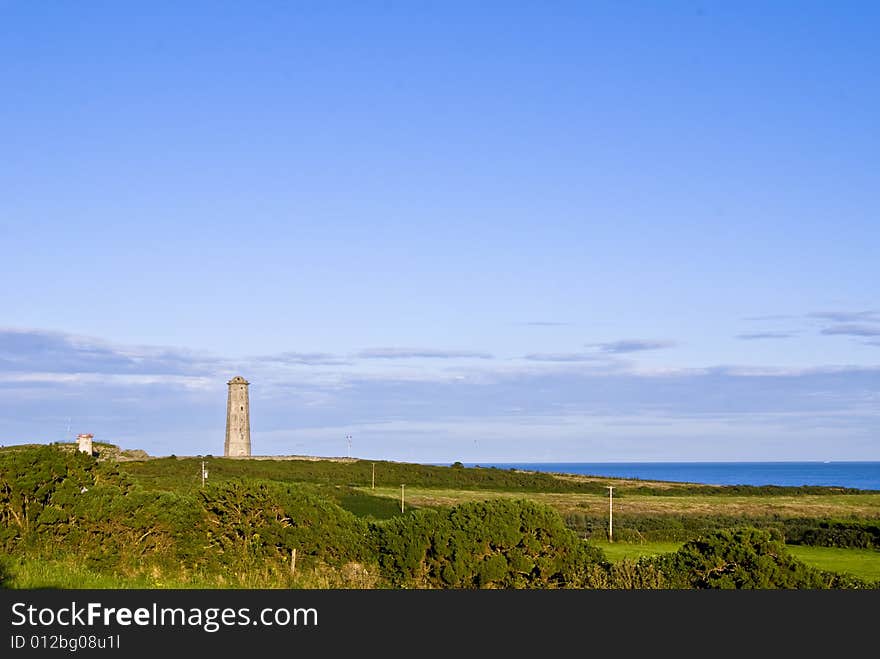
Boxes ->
[589,539,685,562]
[786,545,880,582]
[588,539,880,582]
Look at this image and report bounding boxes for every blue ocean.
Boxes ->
[462,462,880,491]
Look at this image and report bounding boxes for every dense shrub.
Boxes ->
[36,486,205,571]
[199,480,373,570]
[374,499,603,588]
[651,528,876,589]
[0,445,131,550]
[1,447,375,577]
[565,512,880,548]
[577,558,672,589]
[780,519,880,549]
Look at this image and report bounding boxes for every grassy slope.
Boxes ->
[4,446,879,586]
[120,454,880,583]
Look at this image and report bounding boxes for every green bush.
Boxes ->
[781,519,880,549]
[0,445,131,550]
[565,512,880,548]
[578,558,672,589]
[374,499,603,588]
[651,528,875,589]
[37,486,205,571]
[199,480,373,570]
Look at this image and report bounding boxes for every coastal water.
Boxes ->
[462,462,880,491]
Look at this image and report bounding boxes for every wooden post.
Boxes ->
[607,485,614,542]
[290,548,297,575]
[400,484,405,513]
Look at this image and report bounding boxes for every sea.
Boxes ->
[460,462,880,491]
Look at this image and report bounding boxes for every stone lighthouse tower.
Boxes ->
[224,376,251,457]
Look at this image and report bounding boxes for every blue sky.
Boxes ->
[1,2,878,462]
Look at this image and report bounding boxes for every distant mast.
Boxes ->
[224,376,251,457]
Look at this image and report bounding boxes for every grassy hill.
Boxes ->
[1,443,878,589]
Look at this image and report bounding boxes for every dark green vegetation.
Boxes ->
[1,444,878,589]
[121,453,615,494]
[565,511,880,548]
[375,499,604,588]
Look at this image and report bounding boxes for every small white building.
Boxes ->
[77,433,94,455]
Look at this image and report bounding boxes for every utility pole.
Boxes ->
[400,484,405,513]
[607,485,614,542]
[371,463,375,490]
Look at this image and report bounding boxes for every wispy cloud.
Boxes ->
[0,329,221,376]
[3,327,879,460]
[515,321,572,327]
[591,339,676,353]
[253,352,350,366]
[743,314,797,321]
[820,324,880,337]
[736,332,794,340]
[809,310,880,323]
[522,353,601,362]
[0,372,214,389]
[356,348,494,360]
